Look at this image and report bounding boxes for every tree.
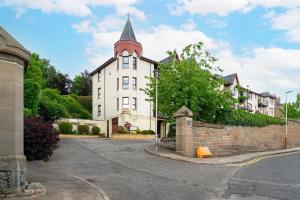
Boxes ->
[40,63,72,95]
[71,70,92,96]
[24,53,44,116]
[282,94,300,119]
[24,79,41,116]
[143,42,234,123]
[52,72,72,95]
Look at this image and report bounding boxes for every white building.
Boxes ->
[90,18,168,137]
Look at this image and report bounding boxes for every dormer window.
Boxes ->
[122,56,129,69]
[133,57,137,70]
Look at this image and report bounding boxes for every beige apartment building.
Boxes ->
[223,73,278,116]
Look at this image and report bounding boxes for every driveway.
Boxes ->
[25,139,299,200]
[25,138,237,200]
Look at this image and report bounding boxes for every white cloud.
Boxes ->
[206,16,227,29]
[170,0,249,16]
[116,5,146,21]
[170,0,300,16]
[218,47,300,94]
[268,8,300,42]
[181,19,197,31]
[73,17,223,67]
[0,0,145,19]
[73,18,300,100]
[139,25,219,60]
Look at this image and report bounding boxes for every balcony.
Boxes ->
[237,105,253,112]
[258,99,268,107]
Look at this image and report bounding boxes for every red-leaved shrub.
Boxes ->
[24,117,59,161]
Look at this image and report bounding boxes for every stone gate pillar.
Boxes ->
[174,106,194,157]
[0,26,30,195]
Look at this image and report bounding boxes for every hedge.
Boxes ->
[141,130,155,135]
[92,126,100,135]
[58,122,73,134]
[217,109,285,127]
[77,124,90,134]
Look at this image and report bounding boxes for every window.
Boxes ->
[247,103,252,110]
[122,56,129,69]
[117,78,119,91]
[122,97,129,109]
[98,71,101,82]
[122,76,129,89]
[98,105,101,116]
[248,93,252,100]
[98,87,101,99]
[132,97,137,110]
[133,77,137,90]
[117,58,119,70]
[133,57,137,69]
[117,98,119,111]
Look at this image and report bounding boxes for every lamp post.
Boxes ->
[285,91,292,149]
[154,69,160,149]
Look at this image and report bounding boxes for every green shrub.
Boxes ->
[39,95,68,121]
[76,96,92,113]
[39,89,91,120]
[62,95,91,119]
[136,128,142,134]
[24,108,32,117]
[167,124,176,138]
[91,126,100,135]
[141,130,155,135]
[58,122,73,134]
[24,79,41,116]
[217,109,285,127]
[118,126,129,134]
[54,127,60,134]
[77,125,90,134]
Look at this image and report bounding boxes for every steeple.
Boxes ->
[120,17,137,41]
[114,17,143,57]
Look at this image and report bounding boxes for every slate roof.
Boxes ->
[223,73,239,86]
[120,18,137,41]
[89,57,116,76]
[159,53,179,64]
[260,92,277,99]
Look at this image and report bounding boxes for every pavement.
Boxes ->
[144,143,300,165]
[20,138,300,200]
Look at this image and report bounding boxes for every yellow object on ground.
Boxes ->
[197,147,212,158]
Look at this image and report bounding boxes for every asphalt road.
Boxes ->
[25,139,300,200]
[226,152,300,200]
[26,139,237,200]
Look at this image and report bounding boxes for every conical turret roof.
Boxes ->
[120,18,137,41]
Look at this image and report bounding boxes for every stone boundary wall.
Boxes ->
[175,106,300,157]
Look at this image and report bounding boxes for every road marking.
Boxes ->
[225,151,299,167]
[71,175,110,200]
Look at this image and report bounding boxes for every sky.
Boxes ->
[0,0,299,102]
